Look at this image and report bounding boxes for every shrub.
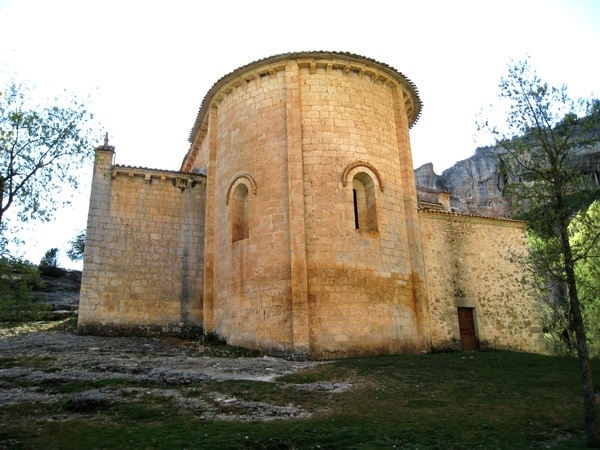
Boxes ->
[39,265,67,277]
[38,248,67,277]
[0,256,48,322]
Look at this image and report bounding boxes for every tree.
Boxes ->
[67,230,85,261]
[38,247,66,277]
[39,247,59,268]
[0,76,96,232]
[480,59,600,447]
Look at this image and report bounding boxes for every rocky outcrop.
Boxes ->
[415,147,511,217]
[415,142,600,219]
[413,163,439,191]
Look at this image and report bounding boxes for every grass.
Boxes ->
[0,316,78,338]
[1,350,598,449]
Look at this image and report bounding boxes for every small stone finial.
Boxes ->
[96,132,115,152]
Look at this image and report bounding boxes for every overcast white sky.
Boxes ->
[1,0,599,267]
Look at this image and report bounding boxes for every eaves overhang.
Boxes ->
[182,51,422,170]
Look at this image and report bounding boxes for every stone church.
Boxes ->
[78,52,544,359]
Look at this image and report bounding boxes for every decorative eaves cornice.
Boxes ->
[112,164,206,184]
[182,51,423,170]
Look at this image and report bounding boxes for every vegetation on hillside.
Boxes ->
[0,256,47,322]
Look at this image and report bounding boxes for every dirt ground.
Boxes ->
[0,276,349,423]
[0,324,343,420]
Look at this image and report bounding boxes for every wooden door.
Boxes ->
[457,307,477,351]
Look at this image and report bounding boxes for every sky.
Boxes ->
[0,0,599,268]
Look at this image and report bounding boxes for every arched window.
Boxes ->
[231,183,249,242]
[352,172,377,231]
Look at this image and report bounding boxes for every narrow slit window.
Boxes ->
[353,189,359,229]
[352,173,377,231]
[231,183,249,242]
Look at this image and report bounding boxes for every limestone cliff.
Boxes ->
[415,142,600,218]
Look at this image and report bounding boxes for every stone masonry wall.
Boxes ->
[298,64,430,358]
[207,70,294,355]
[183,53,429,358]
[78,148,206,336]
[419,211,545,353]
[80,52,545,358]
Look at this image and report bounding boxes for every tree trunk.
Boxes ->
[0,176,4,229]
[560,225,599,447]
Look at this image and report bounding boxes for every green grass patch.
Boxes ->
[1,351,598,449]
[0,355,56,370]
[277,369,332,384]
[51,378,131,394]
[107,396,178,422]
[199,379,325,407]
[0,357,18,368]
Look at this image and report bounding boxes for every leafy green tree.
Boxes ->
[0,76,96,231]
[480,59,600,447]
[66,230,85,262]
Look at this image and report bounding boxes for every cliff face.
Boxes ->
[415,143,600,218]
[414,146,512,217]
